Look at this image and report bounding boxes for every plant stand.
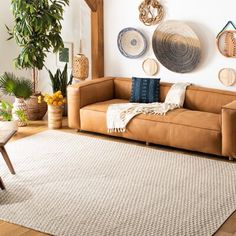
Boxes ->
[48,105,63,129]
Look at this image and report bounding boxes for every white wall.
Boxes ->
[39,0,91,93]
[0,1,31,101]
[104,0,236,91]
[0,1,30,78]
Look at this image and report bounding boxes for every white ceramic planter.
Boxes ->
[12,97,28,127]
[0,120,18,131]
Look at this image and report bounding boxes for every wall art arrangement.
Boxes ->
[142,58,159,76]
[218,68,236,87]
[117,1,203,76]
[216,21,236,87]
[216,21,236,58]
[139,0,164,26]
[117,27,147,59]
[152,20,201,73]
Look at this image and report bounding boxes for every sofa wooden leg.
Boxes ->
[0,177,5,190]
[229,157,234,161]
[146,142,150,146]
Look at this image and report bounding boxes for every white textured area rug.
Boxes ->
[0,131,236,236]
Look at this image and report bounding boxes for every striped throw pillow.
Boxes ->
[130,77,160,103]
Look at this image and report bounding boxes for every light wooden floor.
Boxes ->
[0,118,235,236]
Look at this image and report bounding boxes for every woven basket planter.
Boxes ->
[26,94,47,121]
[48,105,63,129]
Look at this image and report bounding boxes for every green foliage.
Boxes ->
[0,101,13,121]
[0,101,28,122]
[15,109,28,122]
[7,0,69,70]
[0,72,33,99]
[48,64,73,97]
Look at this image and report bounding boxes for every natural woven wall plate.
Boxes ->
[217,31,236,57]
[139,0,164,26]
[152,20,201,73]
[216,21,236,58]
[142,58,159,76]
[117,27,147,59]
[218,68,236,86]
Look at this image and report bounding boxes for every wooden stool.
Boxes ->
[0,130,17,175]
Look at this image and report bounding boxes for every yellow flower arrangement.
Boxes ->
[38,91,66,106]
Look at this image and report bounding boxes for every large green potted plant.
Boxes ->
[7,0,69,120]
[0,72,32,126]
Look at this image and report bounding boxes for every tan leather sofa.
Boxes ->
[67,77,236,159]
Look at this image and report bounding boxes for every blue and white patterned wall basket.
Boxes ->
[117,27,148,59]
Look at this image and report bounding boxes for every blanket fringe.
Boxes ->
[108,128,126,133]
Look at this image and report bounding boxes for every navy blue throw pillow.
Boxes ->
[130,77,160,103]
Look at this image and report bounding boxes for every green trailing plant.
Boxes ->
[0,101,13,121]
[0,72,33,99]
[6,0,70,93]
[0,101,28,122]
[15,109,28,123]
[48,64,73,97]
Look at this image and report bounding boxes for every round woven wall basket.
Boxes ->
[142,58,159,76]
[117,27,147,59]
[73,54,89,80]
[139,0,164,26]
[216,30,236,58]
[152,20,201,73]
[218,68,236,86]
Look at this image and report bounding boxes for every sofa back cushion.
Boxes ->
[113,77,236,114]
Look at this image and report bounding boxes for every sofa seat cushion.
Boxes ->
[80,99,222,155]
[82,99,128,112]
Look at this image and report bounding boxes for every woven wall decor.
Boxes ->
[139,0,164,26]
[216,21,236,58]
[152,20,201,73]
[72,54,89,80]
[117,27,147,59]
[142,58,159,76]
[218,68,236,86]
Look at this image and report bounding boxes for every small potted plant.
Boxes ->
[0,101,28,130]
[48,64,73,116]
[0,72,32,126]
[38,91,66,129]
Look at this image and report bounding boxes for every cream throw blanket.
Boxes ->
[107,82,190,133]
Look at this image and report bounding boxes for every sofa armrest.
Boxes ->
[222,100,236,159]
[67,77,114,129]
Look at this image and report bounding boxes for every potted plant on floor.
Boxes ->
[48,64,73,116]
[0,72,32,126]
[6,0,69,120]
[38,91,66,129]
[0,101,28,130]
